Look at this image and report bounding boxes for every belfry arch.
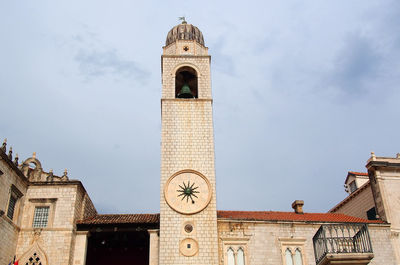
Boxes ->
[175,66,198,98]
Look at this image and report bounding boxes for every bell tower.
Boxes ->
[159,20,218,265]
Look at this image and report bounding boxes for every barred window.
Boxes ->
[7,194,18,220]
[33,207,49,228]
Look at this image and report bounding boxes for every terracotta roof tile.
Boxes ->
[77,214,160,225]
[216,210,383,224]
[77,210,383,225]
[348,171,369,176]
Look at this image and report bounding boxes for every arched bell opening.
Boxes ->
[175,66,198,99]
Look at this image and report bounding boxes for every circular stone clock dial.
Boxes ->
[164,170,212,214]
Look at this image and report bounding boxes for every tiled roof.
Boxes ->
[77,210,383,225]
[345,171,369,184]
[77,214,160,225]
[217,210,383,224]
[348,171,368,176]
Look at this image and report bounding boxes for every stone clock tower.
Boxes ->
[159,20,219,265]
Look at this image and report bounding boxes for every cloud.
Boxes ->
[75,49,149,82]
[211,36,237,76]
[327,34,381,96]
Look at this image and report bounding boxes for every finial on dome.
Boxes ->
[178,16,187,24]
[32,152,36,159]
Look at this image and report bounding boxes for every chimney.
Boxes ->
[292,200,304,214]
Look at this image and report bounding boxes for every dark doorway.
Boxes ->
[86,230,149,265]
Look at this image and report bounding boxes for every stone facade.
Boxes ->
[217,221,397,265]
[330,183,375,220]
[0,146,96,265]
[159,26,218,264]
[367,154,400,263]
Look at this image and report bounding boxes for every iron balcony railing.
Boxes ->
[312,223,373,264]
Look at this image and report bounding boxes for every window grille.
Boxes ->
[33,207,49,228]
[7,194,17,220]
[25,252,42,265]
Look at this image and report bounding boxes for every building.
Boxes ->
[1,20,399,265]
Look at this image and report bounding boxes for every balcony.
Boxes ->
[313,224,374,265]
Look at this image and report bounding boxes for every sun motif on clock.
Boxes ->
[177,181,199,204]
[164,169,212,214]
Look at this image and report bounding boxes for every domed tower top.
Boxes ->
[165,20,205,47]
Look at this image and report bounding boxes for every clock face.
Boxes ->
[164,169,212,214]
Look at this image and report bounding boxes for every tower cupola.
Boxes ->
[165,21,205,47]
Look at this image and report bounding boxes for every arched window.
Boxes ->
[294,248,303,265]
[285,248,294,265]
[237,248,245,265]
[227,248,235,265]
[175,66,198,98]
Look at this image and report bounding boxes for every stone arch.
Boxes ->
[21,157,43,181]
[22,157,43,170]
[174,66,198,98]
[19,242,49,265]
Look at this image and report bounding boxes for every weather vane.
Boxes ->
[178,16,187,24]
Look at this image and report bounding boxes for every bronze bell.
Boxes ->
[177,83,194,98]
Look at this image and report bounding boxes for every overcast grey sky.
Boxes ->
[1,0,399,214]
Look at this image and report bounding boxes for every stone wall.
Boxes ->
[330,183,375,220]
[15,181,95,265]
[160,39,219,264]
[217,220,398,265]
[0,154,28,265]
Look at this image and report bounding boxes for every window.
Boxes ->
[285,248,303,265]
[285,248,294,265]
[6,185,22,221]
[221,236,249,265]
[279,238,306,265]
[367,207,377,220]
[7,193,18,219]
[349,181,357,193]
[227,248,235,265]
[33,207,49,228]
[237,248,245,265]
[294,249,303,265]
[226,247,246,265]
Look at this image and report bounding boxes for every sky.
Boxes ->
[1,0,399,214]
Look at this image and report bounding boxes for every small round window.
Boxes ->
[184,224,193,233]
